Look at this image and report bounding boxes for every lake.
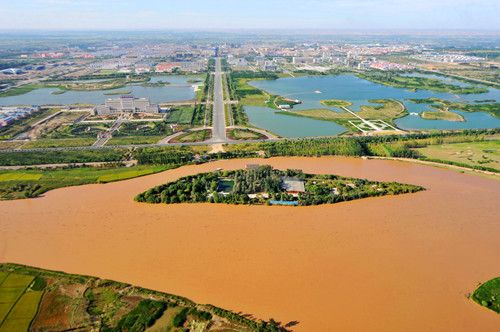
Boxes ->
[1,157,499,331]
[246,75,500,134]
[0,76,198,106]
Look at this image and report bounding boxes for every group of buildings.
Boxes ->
[0,106,40,127]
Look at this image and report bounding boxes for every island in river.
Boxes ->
[135,165,424,205]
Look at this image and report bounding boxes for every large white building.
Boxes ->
[92,96,160,115]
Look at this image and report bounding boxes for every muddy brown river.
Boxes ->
[1,157,499,331]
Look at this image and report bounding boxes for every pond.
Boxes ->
[0,76,199,106]
[247,75,500,133]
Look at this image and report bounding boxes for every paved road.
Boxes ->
[209,57,227,143]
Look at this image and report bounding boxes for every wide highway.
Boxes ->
[209,57,229,143]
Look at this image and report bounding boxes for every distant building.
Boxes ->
[292,57,314,65]
[92,96,159,115]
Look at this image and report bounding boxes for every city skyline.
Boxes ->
[0,0,499,31]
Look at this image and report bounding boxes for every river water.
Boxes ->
[1,157,499,331]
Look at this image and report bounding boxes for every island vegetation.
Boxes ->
[406,98,500,118]
[472,277,500,314]
[0,263,289,332]
[319,99,353,107]
[356,73,489,94]
[134,165,424,205]
[103,90,132,95]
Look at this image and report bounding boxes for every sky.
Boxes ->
[0,0,498,31]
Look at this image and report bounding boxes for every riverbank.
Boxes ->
[1,156,499,331]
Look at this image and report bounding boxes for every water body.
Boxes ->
[244,106,346,137]
[248,75,500,131]
[1,157,499,331]
[0,76,198,106]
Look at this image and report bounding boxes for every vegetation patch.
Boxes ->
[227,128,266,140]
[320,99,353,108]
[472,278,500,314]
[135,165,424,205]
[170,129,211,143]
[357,73,489,94]
[103,90,132,95]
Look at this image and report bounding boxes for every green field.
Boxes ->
[291,99,406,121]
[227,129,265,140]
[0,287,26,304]
[472,278,500,314]
[166,107,195,124]
[1,274,34,288]
[0,273,40,332]
[0,165,169,200]
[105,136,163,146]
[415,141,500,171]
[420,110,465,121]
[21,138,96,149]
[0,173,42,181]
[172,130,211,143]
[97,169,154,183]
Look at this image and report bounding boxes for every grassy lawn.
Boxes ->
[227,129,265,140]
[172,130,211,143]
[166,106,195,124]
[105,136,162,146]
[291,99,406,121]
[415,141,500,171]
[147,306,184,331]
[21,138,96,149]
[420,110,465,121]
[233,78,269,106]
[472,277,500,314]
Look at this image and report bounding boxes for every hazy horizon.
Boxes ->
[0,0,498,31]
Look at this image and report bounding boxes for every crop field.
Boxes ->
[0,273,41,332]
[0,173,42,181]
[97,169,154,183]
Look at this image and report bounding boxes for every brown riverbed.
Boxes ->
[1,157,499,331]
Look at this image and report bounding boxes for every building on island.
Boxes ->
[92,96,160,115]
[281,177,305,194]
